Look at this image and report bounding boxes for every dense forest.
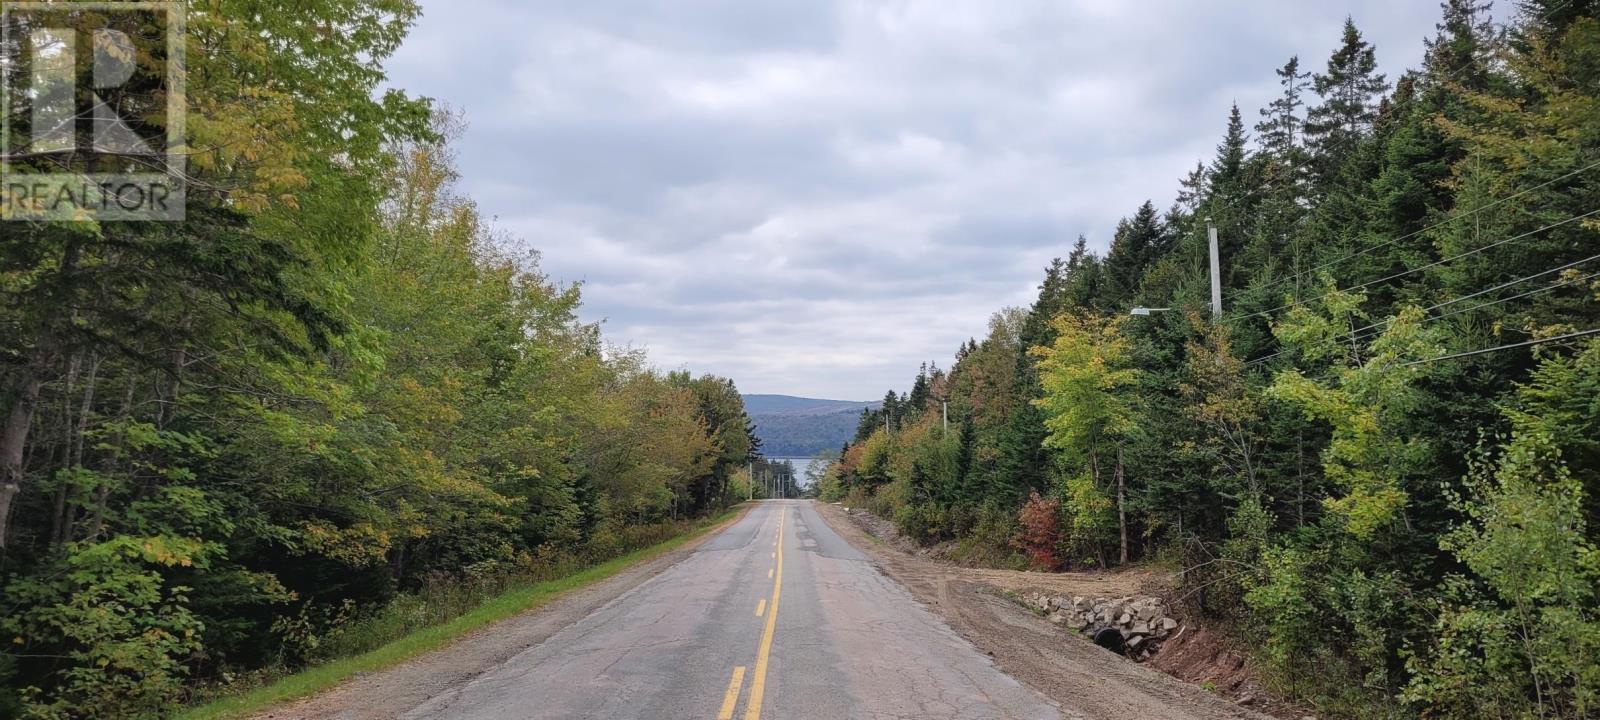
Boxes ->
[820,1,1600,717]
[0,4,757,717]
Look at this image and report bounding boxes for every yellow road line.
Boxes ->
[716,666,746,720]
[755,598,766,616]
[744,509,784,720]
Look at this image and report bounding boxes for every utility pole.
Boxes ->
[1132,221,1221,322]
[747,461,753,501]
[942,399,948,434]
[1207,217,1223,321]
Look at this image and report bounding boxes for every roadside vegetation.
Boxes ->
[176,509,737,720]
[0,4,758,717]
[819,2,1600,717]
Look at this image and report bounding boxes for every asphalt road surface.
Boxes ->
[402,500,1064,720]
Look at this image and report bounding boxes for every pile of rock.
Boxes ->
[1021,592,1180,662]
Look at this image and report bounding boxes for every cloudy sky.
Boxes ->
[385,1,1448,400]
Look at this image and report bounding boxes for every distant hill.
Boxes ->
[742,394,878,457]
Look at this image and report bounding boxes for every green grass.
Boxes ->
[178,508,743,720]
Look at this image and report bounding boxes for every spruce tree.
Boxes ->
[1424,0,1496,88]
[1102,201,1168,308]
[1210,103,1249,195]
[1176,161,1208,213]
[908,364,932,418]
[1257,56,1308,158]
[1305,18,1390,182]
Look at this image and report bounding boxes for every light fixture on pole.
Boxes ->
[1130,219,1222,321]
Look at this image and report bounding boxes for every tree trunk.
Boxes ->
[1116,445,1128,566]
[51,350,84,546]
[1296,428,1306,527]
[1089,441,1101,487]
[85,373,137,542]
[2,240,81,549]
[56,353,100,545]
[0,352,47,549]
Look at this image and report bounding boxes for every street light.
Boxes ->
[1129,219,1223,322]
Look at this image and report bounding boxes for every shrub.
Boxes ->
[1403,342,1600,718]
[893,503,946,544]
[1061,472,1115,566]
[2,536,216,720]
[1015,491,1062,570]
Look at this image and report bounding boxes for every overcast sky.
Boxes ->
[385,1,1450,400]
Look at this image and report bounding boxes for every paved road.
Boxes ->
[403,500,1063,720]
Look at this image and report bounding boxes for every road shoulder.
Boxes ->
[811,501,1273,720]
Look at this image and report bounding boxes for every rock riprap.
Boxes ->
[1021,592,1180,662]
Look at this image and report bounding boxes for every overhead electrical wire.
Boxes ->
[1203,0,1590,306]
[1345,251,1600,337]
[1242,257,1600,368]
[1401,327,1600,367]
[1230,207,1600,323]
[1234,158,1600,300]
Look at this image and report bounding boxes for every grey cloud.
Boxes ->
[387,0,1444,399]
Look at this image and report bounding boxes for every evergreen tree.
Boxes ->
[1305,18,1390,183]
[1102,201,1169,308]
[1176,161,1209,213]
[1424,0,1497,88]
[907,363,933,418]
[1257,56,1309,159]
[1210,103,1250,197]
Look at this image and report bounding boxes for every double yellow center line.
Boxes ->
[718,506,785,720]
[744,508,784,720]
[716,666,746,720]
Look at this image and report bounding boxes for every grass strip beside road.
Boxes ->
[180,506,746,720]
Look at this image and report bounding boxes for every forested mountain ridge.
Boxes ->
[742,395,878,457]
[741,394,876,416]
[0,7,756,717]
[820,2,1600,717]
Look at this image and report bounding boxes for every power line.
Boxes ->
[1231,207,1600,323]
[1430,251,1600,311]
[1235,158,1600,300]
[1222,1,1592,368]
[1347,251,1600,338]
[1207,0,1587,299]
[1243,258,1600,368]
[1425,267,1600,324]
[1401,327,1600,367]
[1335,266,1600,351]
[1239,0,1578,213]
[1250,324,1600,373]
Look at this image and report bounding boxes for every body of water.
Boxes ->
[769,456,828,490]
